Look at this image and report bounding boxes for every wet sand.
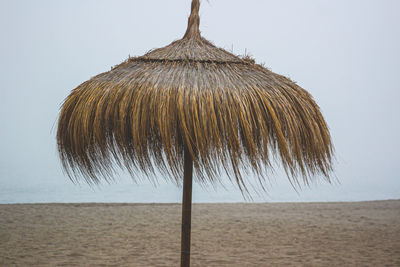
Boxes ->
[1,200,399,266]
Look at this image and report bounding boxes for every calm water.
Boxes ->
[1,174,397,204]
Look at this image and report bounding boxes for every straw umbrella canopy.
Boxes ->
[57,0,333,266]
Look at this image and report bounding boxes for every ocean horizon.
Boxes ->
[1,175,397,204]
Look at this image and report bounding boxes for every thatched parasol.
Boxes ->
[57,0,333,266]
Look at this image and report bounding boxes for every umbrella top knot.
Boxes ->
[132,0,249,64]
[183,0,201,39]
[135,1,249,64]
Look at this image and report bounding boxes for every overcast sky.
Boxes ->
[0,0,399,203]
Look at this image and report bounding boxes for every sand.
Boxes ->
[1,200,399,266]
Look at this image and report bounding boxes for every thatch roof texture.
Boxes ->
[57,0,333,193]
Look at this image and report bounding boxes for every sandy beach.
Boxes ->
[1,200,399,266]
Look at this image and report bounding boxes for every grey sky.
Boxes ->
[0,0,399,203]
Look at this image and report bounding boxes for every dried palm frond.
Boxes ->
[57,0,333,194]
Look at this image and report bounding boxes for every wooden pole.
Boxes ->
[181,2,198,265]
[181,145,193,267]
